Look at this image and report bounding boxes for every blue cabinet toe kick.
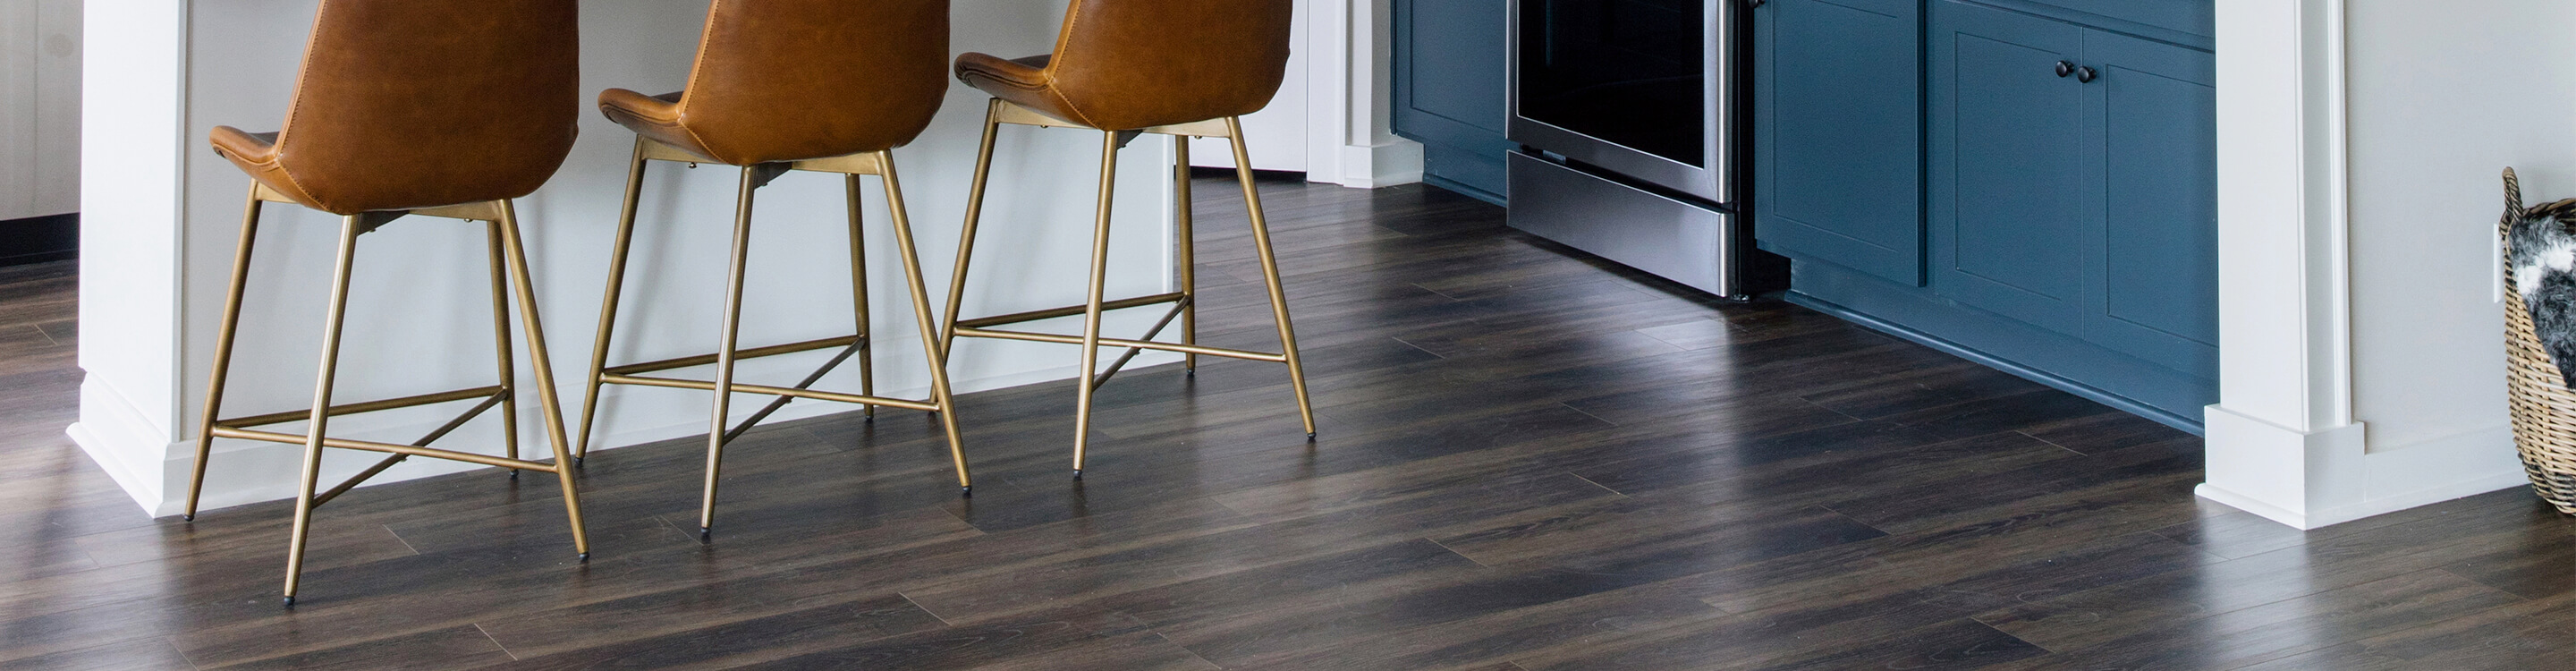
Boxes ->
[1787,259,2212,433]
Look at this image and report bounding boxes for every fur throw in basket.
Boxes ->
[2506,171,2576,388]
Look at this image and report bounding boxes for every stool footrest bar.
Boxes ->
[1091,299,1192,390]
[209,427,559,472]
[311,454,407,508]
[600,374,940,412]
[722,343,864,445]
[603,335,861,377]
[219,386,505,429]
[954,292,1187,329]
[953,326,1284,362]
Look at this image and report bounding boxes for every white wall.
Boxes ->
[77,0,1202,516]
[2202,0,2563,529]
[0,0,81,221]
[2339,0,2576,506]
[2345,1,2576,455]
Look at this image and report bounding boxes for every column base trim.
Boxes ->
[2202,404,2528,529]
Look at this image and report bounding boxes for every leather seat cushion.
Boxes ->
[598,89,724,162]
[208,127,333,211]
[955,53,1100,128]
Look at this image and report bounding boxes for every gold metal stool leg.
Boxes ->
[845,174,877,420]
[1174,138,1198,374]
[283,215,365,606]
[940,100,1007,367]
[574,139,651,464]
[185,184,267,521]
[1224,118,1316,438]
[699,167,761,537]
[875,156,973,493]
[485,219,521,477]
[496,200,592,561]
[1071,131,1123,476]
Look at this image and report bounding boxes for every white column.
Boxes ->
[68,0,191,514]
[2198,0,2368,529]
[1307,0,1423,188]
[2201,0,2574,530]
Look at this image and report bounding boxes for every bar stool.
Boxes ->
[575,0,968,537]
[185,0,589,606]
[944,0,1313,478]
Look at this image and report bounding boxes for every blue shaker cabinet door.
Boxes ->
[1394,0,1513,200]
[1929,1,2089,336]
[2080,28,2216,374]
[1754,0,1925,285]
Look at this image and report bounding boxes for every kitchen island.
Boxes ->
[72,0,1195,515]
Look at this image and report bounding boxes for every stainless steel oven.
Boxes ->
[1509,0,1733,203]
[1506,0,1759,298]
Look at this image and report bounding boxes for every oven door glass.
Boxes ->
[1517,0,1707,167]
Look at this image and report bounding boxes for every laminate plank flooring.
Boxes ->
[2,178,2572,669]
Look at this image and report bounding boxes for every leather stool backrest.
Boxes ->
[267,0,581,214]
[674,0,951,164]
[1044,0,1295,131]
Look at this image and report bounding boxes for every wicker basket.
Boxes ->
[2500,167,2576,514]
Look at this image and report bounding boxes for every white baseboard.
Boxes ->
[2202,403,2527,529]
[67,376,174,514]
[1322,140,1423,189]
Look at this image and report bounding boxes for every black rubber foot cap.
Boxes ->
[577,552,591,563]
[509,470,520,480]
[573,456,586,468]
[282,596,296,607]
[1072,470,1084,481]
[959,486,972,497]
[1307,432,1318,440]
[699,527,712,539]
[182,514,194,522]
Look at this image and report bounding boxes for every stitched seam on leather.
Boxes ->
[962,63,1048,90]
[272,0,339,213]
[1048,0,1106,128]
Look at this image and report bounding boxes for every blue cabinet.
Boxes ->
[1929,2,2089,336]
[1931,0,2216,374]
[1764,0,2216,430]
[1753,0,1924,285]
[1394,0,1513,203]
[2083,27,2217,373]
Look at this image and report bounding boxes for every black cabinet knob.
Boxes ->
[2055,61,2075,78]
[2075,66,2098,83]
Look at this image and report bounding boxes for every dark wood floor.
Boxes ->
[4,179,2573,670]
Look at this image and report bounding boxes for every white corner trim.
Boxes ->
[2305,0,2353,429]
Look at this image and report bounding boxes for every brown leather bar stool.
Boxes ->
[575,0,968,537]
[186,0,589,606]
[943,0,1313,478]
